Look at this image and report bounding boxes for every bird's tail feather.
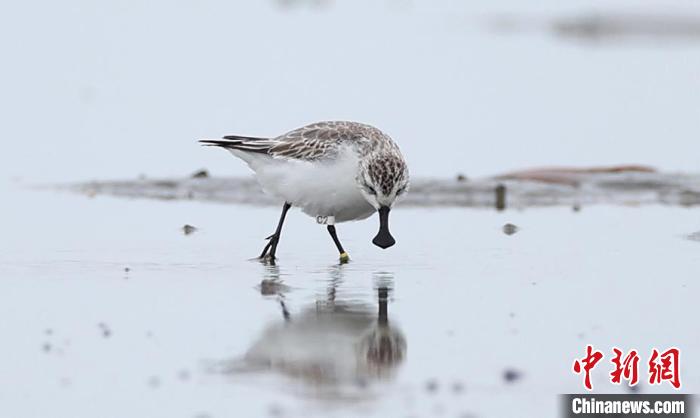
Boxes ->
[199,135,274,154]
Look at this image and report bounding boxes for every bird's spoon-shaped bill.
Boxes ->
[372,206,395,249]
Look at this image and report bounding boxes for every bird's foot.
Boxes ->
[259,233,279,261]
[258,253,277,265]
[339,252,350,264]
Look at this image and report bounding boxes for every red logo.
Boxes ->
[572,346,681,390]
[610,347,640,386]
[648,347,681,389]
[573,345,604,390]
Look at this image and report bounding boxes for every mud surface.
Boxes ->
[64,170,700,209]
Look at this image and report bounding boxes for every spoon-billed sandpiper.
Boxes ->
[201,121,409,263]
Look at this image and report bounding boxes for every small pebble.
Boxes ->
[502,223,519,235]
[98,322,112,338]
[191,169,209,179]
[503,368,523,383]
[456,173,468,182]
[124,267,130,273]
[183,224,197,235]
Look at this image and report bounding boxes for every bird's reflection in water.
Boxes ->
[226,267,406,396]
[257,264,291,298]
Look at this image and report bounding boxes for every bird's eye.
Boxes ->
[397,185,407,195]
[365,185,377,195]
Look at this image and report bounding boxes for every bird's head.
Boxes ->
[357,154,409,249]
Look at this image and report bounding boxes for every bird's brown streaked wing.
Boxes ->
[201,121,374,161]
[268,122,370,161]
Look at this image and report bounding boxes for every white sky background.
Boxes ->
[0,0,699,182]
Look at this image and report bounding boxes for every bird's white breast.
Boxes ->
[231,146,375,223]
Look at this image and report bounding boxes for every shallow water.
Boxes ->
[2,181,699,418]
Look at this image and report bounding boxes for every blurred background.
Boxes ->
[1,0,699,183]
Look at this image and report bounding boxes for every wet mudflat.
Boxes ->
[64,168,700,208]
[2,182,699,418]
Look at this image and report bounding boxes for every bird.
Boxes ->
[200,121,409,263]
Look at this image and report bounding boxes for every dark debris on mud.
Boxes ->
[503,368,523,383]
[98,322,112,338]
[502,223,519,235]
[61,167,700,209]
[182,224,198,235]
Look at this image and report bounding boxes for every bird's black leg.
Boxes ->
[260,202,292,261]
[327,225,350,263]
